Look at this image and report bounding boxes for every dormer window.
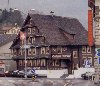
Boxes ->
[32,37,35,43]
[52,47,57,53]
[46,47,49,54]
[62,47,67,52]
[28,37,32,44]
[41,47,45,54]
[57,47,62,54]
[32,28,35,34]
[28,28,31,34]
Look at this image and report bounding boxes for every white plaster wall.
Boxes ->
[35,69,68,78]
[74,68,95,78]
[0,41,17,71]
[47,69,68,78]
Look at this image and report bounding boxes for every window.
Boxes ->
[23,60,25,66]
[95,6,99,15]
[28,37,32,44]
[88,57,92,65]
[32,37,35,43]
[83,57,92,67]
[32,28,35,34]
[87,46,91,53]
[28,49,31,55]
[95,21,99,27]
[62,47,67,52]
[73,51,78,58]
[55,60,60,66]
[82,46,86,53]
[22,49,25,55]
[52,47,57,53]
[33,60,36,66]
[41,59,45,66]
[19,60,22,66]
[32,48,36,55]
[37,60,41,66]
[57,47,62,54]
[28,28,31,34]
[19,49,22,55]
[46,47,49,54]
[28,60,32,66]
[41,47,45,54]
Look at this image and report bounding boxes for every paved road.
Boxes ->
[0,77,99,86]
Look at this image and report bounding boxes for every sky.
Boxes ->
[0,0,88,28]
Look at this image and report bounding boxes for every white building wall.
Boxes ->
[0,41,16,71]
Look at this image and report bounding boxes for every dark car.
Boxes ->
[0,72,5,77]
[81,72,94,80]
[17,70,25,78]
[5,71,13,77]
[11,70,19,77]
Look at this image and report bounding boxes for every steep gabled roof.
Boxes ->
[30,14,89,45]
[11,14,91,48]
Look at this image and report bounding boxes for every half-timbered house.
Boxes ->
[10,14,95,74]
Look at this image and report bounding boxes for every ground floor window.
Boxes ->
[83,57,92,68]
[19,60,22,66]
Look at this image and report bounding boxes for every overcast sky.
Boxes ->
[0,0,88,28]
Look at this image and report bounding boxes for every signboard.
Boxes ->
[52,54,71,58]
[21,45,30,49]
[98,57,100,65]
[88,10,93,46]
[23,45,30,49]
[95,48,100,56]
[85,60,91,68]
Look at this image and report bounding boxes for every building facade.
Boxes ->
[89,0,100,82]
[10,14,95,74]
[0,23,20,34]
[0,34,17,72]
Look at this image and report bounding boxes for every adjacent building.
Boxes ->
[89,0,100,82]
[0,34,17,72]
[10,14,95,74]
[0,23,20,34]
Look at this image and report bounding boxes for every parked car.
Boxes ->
[18,68,37,78]
[0,72,5,77]
[5,71,13,77]
[18,70,25,78]
[11,70,19,77]
[81,72,94,80]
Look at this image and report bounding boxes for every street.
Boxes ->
[0,77,98,86]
